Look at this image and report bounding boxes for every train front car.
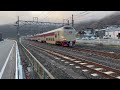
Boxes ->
[61,26,76,47]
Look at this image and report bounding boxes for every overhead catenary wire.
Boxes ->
[73,11,95,24]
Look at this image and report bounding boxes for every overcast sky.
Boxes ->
[0,11,117,25]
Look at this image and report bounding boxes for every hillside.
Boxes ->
[0,24,17,38]
[74,12,120,31]
[0,24,61,38]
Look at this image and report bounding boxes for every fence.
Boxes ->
[20,43,55,79]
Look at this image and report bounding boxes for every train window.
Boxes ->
[64,27,73,29]
[53,38,54,41]
[55,34,57,38]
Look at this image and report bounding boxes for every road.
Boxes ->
[0,39,16,79]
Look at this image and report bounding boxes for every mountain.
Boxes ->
[0,24,61,38]
[74,12,120,31]
[0,24,17,38]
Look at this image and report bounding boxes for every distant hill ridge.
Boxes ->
[74,12,120,30]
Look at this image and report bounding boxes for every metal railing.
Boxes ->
[20,43,55,79]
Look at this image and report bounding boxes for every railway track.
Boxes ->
[70,47,120,59]
[25,40,120,69]
[22,40,120,79]
[27,39,120,60]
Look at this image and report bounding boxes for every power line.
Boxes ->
[41,11,55,21]
[66,11,88,20]
[72,11,95,24]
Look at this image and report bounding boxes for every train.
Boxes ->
[27,25,77,47]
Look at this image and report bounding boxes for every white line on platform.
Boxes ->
[0,43,14,79]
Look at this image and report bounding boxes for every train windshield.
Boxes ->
[64,27,74,29]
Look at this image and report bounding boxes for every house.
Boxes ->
[79,28,96,39]
[95,29,106,39]
[105,27,120,39]
[94,25,120,39]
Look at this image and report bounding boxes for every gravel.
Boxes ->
[25,45,83,79]
[26,41,120,70]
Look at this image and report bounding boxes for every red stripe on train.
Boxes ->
[33,32,55,37]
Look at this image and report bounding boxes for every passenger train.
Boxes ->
[28,26,77,46]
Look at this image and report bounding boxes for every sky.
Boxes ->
[0,11,117,25]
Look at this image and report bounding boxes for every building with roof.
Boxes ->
[94,25,120,39]
[105,27,120,39]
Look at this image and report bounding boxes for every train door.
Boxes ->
[55,31,60,45]
[58,31,60,41]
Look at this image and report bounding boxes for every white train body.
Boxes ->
[28,26,77,46]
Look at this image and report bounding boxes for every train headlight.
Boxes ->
[63,38,66,41]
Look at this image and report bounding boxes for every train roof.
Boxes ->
[35,25,74,36]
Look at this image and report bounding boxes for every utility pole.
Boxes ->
[68,20,69,25]
[33,17,38,35]
[72,14,74,27]
[63,19,65,26]
[16,16,20,42]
